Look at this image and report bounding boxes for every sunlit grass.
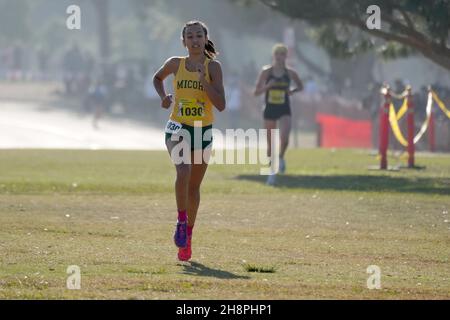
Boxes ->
[0,149,449,299]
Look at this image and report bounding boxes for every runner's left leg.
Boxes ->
[279,115,291,159]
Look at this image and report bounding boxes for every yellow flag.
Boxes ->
[396,98,408,121]
[432,91,450,119]
[389,103,408,146]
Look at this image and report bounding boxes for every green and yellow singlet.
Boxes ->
[169,57,214,127]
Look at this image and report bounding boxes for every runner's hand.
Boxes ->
[161,94,173,109]
[265,79,276,90]
[196,63,206,81]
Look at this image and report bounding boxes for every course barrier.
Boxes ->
[378,85,449,169]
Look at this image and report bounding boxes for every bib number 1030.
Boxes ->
[178,99,205,118]
[180,106,204,117]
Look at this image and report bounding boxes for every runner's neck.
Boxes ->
[186,54,206,65]
[272,64,286,77]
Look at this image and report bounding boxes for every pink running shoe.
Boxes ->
[174,221,187,248]
[178,236,192,261]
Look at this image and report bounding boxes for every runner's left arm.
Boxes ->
[197,61,226,112]
[288,69,304,95]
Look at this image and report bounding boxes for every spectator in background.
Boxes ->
[7,42,24,81]
[88,77,109,129]
[78,50,95,96]
[394,78,405,94]
[84,51,95,74]
[0,48,7,79]
[37,47,50,81]
[62,44,84,94]
[416,85,428,118]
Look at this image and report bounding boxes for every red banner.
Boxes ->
[316,113,372,148]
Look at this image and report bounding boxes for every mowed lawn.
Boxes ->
[0,148,449,299]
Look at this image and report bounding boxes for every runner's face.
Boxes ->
[273,51,287,65]
[183,25,207,55]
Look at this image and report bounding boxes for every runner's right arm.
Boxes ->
[254,68,275,96]
[153,57,179,109]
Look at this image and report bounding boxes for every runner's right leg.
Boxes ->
[166,137,191,248]
[264,119,277,159]
[278,115,292,173]
[264,119,277,185]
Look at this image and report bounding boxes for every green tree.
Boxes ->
[255,0,450,71]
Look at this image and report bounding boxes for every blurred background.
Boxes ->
[0,0,449,151]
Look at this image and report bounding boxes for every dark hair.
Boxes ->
[182,20,218,59]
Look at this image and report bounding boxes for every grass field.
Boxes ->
[0,148,449,299]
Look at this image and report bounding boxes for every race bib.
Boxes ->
[177,98,205,119]
[165,119,182,134]
[268,90,286,105]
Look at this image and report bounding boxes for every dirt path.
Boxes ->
[0,100,166,150]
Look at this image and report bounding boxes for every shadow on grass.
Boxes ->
[181,261,250,280]
[235,174,450,195]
